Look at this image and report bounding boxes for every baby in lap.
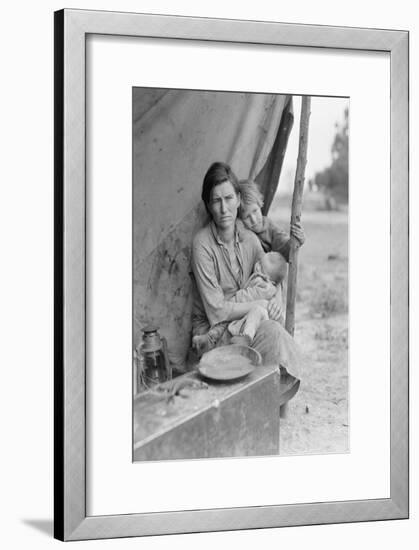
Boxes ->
[192,251,287,355]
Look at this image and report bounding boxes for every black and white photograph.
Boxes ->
[132,88,350,461]
[1,0,414,547]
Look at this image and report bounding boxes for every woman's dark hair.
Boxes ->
[201,162,240,213]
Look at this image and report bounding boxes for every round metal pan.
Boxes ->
[197,344,261,382]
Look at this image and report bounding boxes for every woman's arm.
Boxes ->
[232,278,273,303]
[191,234,267,325]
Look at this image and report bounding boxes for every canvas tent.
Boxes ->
[133,88,294,368]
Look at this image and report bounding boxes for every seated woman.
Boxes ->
[191,162,301,379]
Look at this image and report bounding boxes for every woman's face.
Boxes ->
[240,202,264,233]
[208,180,240,230]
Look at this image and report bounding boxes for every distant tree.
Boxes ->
[314,107,349,204]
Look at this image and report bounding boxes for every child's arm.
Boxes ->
[268,220,291,260]
[267,219,305,260]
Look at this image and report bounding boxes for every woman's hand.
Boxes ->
[290,222,306,247]
[266,297,283,322]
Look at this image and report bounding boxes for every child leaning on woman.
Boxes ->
[238,179,305,258]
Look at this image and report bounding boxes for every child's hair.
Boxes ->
[238,179,264,209]
[261,252,288,284]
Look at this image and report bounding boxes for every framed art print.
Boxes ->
[54,8,408,541]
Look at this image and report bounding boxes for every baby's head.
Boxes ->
[238,180,264,233]
[256,252,288,284]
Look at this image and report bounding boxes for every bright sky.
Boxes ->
[280,95,349,191]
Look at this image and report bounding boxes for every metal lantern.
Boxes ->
[135,325,171,391]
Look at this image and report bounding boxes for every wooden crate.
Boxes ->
[133,364,281,461]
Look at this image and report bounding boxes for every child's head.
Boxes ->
[257,252,288,284]
[238,180,264,233]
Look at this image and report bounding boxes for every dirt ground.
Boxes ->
[270,192,349,456]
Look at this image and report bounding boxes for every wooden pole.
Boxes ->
[285,96,311,337]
